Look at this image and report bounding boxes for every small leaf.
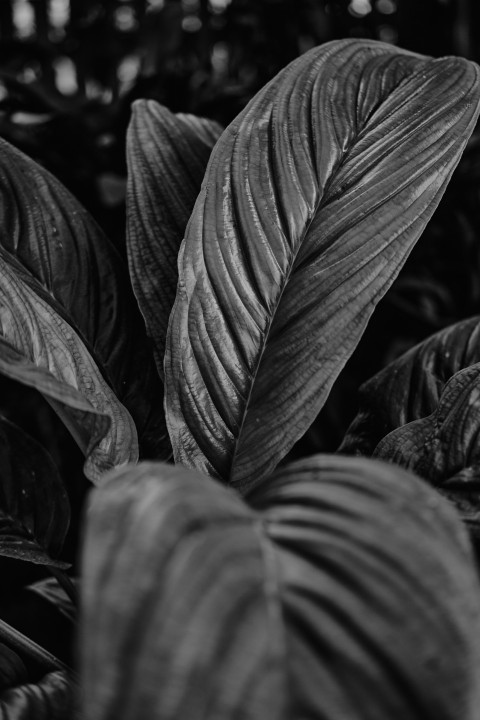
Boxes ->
[126,100,222,377]
[0,256,138,482]
[340,315,480,456]
[0,136,169,459]
[0,416,69,567]
[164,39,480,492]
[339,317,480,537]
[80,456,480,720]
[0,670,72,719]
[373,363,480,483]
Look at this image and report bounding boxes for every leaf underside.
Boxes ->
[164,38,480,493]
[126,100,222,378]
[81,457,480,720]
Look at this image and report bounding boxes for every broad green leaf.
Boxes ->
[80,456,480,720]
[0,416,69,567]
[126,100,222,377]
[164,39,480,492]
[0,136,169,459]
[0,670,72,719]
[0,256,138,482]
[340,315,480,456]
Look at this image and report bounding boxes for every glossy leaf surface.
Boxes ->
[0,256,138,483]
[0,136,168,458]
[81,456,480,720]
[126,100,222,377]
[0,417,69,567]
[165,39,480,492]
[0,670,71,719]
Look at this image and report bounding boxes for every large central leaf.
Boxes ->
[165,39,480,492]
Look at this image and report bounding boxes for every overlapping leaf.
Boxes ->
[164,38,480,492]
[0,136,169,458]
[340,315,480,456]
[0,670,72,719]
[0,259,138,482]
[126,100,222,376]
[81,456,480,720]
[339,317,480,536]
[0,416,69,567]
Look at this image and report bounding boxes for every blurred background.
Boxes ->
[1,0,480,456]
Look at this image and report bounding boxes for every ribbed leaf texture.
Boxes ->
[340,316,480,538]
[340,315,480,457]
[80,456,480,720]
[126,100,222,377]
[165,38,480,493]
[0,670,71,719]
[0,257,138,483]
[0,417,69,567]
[0,137,169,459]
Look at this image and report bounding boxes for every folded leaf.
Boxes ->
[0,136,169,459]
[126,100,222,377]
[80,456,480,720]
[0,257,138,482]
[164,39,480,492]
[0,670,72,719]
[340,315,480,456]
[0,416,69,567]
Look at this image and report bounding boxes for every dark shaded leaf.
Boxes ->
[0,136,169,459]
[373,363,480,482]
[126,100,222,377]
[339,317,480,538]
[0,645,28,692]
[0,328,134,485]
[164,39,480,493]
[340,315,480,456]
[27,579,76,623]
[80,456,480,720]
[0,416,69,567]
[0,670,72,719]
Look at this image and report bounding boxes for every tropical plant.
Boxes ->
[0,37,479,718]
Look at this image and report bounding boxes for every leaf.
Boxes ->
[340,315,480,456]
[80,456,480,720]
[338,317,480,538]
[0,416,69,567]
[0,645,28,692]
[126,100,222,377]
[0,257,138,482]
[27,579,76,622]
[373,362,480,480]
[0,670,72,719]
[0,136,169,459]
[164,38,480,493]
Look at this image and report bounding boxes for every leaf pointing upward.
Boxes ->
[126,101,222,378]
[165,39,480,492]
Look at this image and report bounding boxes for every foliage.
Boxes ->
[0,26,480,720]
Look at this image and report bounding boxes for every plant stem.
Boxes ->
[0,618,69,674]
[49,567,78,608]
